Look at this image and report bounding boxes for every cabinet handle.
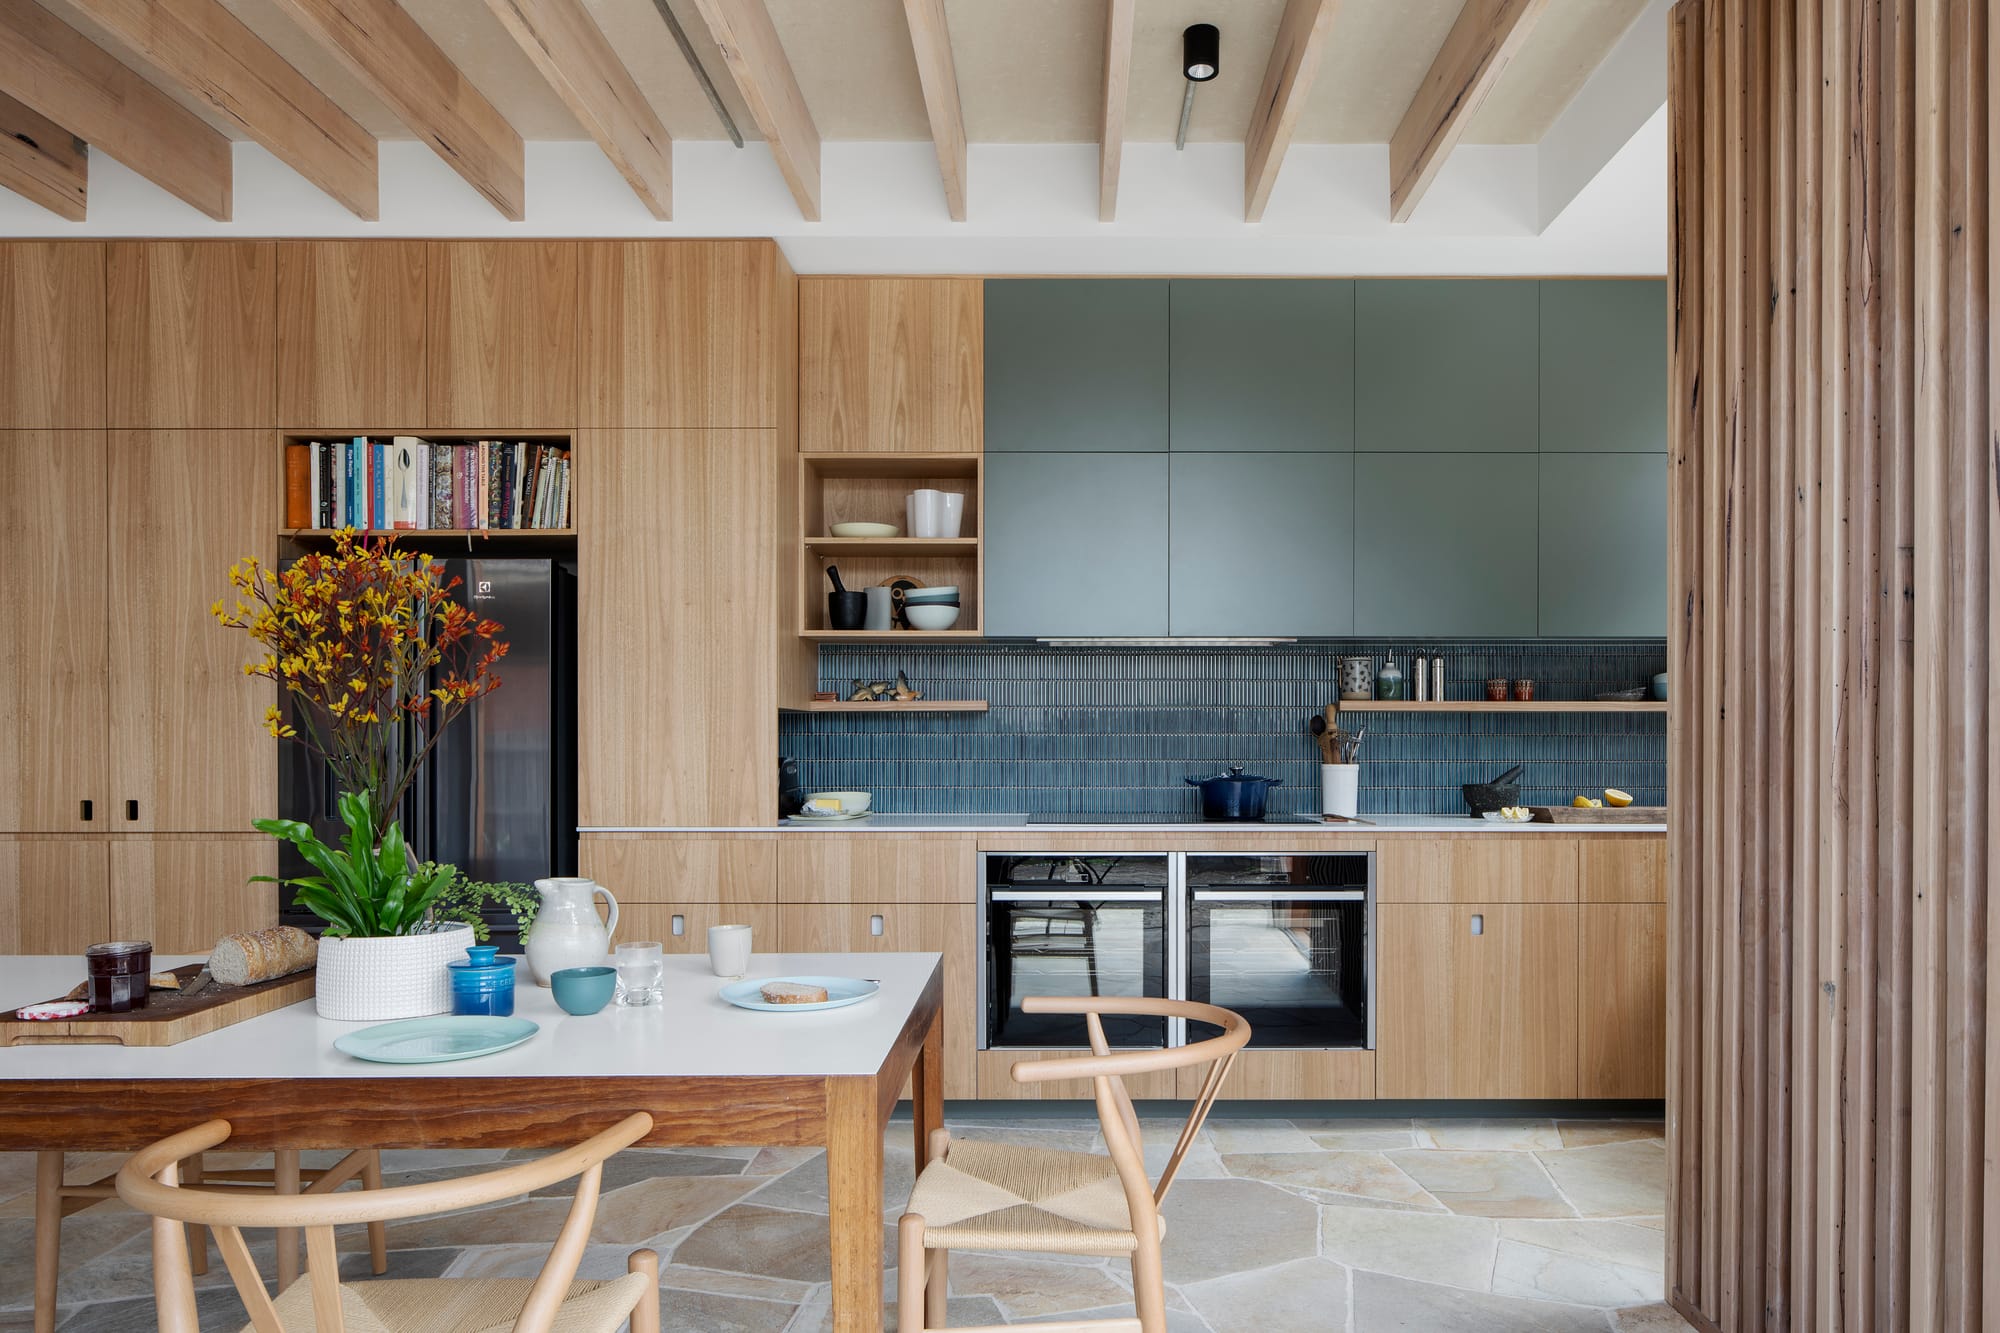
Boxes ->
[79,799,93,822]
[869,914,885,937]
[125,800,139,822]
[670,914,685,937]
[1470,913,1484,936]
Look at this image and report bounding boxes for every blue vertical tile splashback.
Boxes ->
[780,641,1668,818]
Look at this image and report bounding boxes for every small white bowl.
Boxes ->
[803,790,872,814]
[830,522,901,538]
[904,585,958,600]
[904,604,961,630]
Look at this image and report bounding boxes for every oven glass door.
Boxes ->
[1185,854,1370,1049]
[984,855,1170,1049]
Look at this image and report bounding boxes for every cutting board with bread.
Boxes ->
[2,927,319,1047]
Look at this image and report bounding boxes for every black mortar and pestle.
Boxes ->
[826,565,867,631]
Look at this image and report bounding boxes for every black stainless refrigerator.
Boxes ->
[277,556,577,945]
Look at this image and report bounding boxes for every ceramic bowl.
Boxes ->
[550,966,617,1016]
[830,522,901,538]
[805,790,872,814]
[1652,672,1669,701]
[904,604,962,630]
[904,585,958,600]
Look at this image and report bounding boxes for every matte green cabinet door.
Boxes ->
[1169,280,1353,451]
[1354,454,1540,636]
[984,453,1170,636]
[1170,454,1354,635]
[1539,454,1668,635]
[1540,280,1668,452]
[1355,280,1538,453]
[984,279,1168,452]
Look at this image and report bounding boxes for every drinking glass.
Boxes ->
[614,941,664,1006]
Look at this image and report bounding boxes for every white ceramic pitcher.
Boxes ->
[525,877,619,986]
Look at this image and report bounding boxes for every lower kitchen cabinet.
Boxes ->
[1376,836,1580,904]
[107,838,276,953]
[580,835,776,907]
[1579,903,1667,1097]
[1580,836,1668,902]
[618,903,779,954]
[0,838,110,952]
[777,834,975,904]
[779,902,976,1099]
[1185,1049,1377,1100]
[1376,903,1579,1099]
[978,1048,1181,1102]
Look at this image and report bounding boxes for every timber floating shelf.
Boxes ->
[805,537,980,557]
[282,528,578,540]
[802,629,983,642]
[1333,699,1669,713]
[791,699,990,713]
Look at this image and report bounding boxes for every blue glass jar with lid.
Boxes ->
[448,945,518,1017]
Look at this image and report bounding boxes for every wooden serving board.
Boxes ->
[1,964,316,1047]
[1528,805,1669,824]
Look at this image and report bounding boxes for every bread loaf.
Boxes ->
[761,981,828,1005]
[209,926,317,987]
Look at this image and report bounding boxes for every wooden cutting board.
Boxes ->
[1,964,316,1047]
[1528,805,1669,824]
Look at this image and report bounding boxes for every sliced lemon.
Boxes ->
[1603,788,1634,807]
[1572,795,1595,808]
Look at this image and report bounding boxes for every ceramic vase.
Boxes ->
[525,878,621,985]
[315,922,475,1021]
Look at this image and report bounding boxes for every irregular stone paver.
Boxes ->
[945,1253,1133,1319]
[1222,1149,1436,1208]
[1537,1139,1669,1217]
[1416,1118,1565,1151]
[1556,1120,1667,1149]
[1160,1178,1319,1283]
[1181,1255,1351,1332]
[1353,1270,1613,1331]
[1388,1149,1572,1217]
[1612,1300,1699,1330]
[1319,1203,1499,1292]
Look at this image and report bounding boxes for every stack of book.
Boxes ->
[285,438,573,531]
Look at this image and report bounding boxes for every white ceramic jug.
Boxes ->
[525,877,619,986]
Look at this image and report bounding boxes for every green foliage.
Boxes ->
[429,866,541,943]
[253,791,450,938]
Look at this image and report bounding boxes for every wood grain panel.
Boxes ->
[107,242,275,428]
[1376,903,1578,1099]
[576,429,775,827]
[1180,1049,1375,1101]
[1579,836,1668,903]
[616,903,778,955]
[1579,903,1665,1098]
[1374,836,1579,903]
[578,241,777,428]
[0,243,101,428]
[779,902,974,1099]
[1387,0,1550,222]
[276,241,427,429]
[0,430,106,833]
[0,94,86,222]
[776,834,974,905]
[107,838,276,952]
[684,0,820,220]
[427,242,576,430]
[106,431,277,832]
[579,835,776,905]
[976,1048,1179,1102]
[0,838,109,953]
[798,278,980,453]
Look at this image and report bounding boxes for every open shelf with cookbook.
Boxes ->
[796,452,982,639]
[279,432,576,541]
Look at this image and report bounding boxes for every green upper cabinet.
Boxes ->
[1354,454,1540,637]
[984,279,1168,452]
[1539,454,1669,636]
[984,452,1170,636]
[1354,280,1538,453]
[1170,453,1355,636]
[1539,280,1668,452]
[1169,279,1353,451]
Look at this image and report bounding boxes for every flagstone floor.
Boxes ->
[2,1114,1691,1332]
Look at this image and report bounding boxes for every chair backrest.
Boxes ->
[116,1112,654,1333]
[1008,998,1250,1227]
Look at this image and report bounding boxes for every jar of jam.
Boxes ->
[85,940,153,1013]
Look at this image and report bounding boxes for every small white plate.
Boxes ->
[718,976,880,1013]
[789,809,873,822]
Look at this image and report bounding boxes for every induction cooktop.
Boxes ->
[1026,811,1324,825]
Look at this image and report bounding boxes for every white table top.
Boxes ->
[0,952,942,1082]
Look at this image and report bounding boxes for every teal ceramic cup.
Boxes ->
[550,965,617,1016]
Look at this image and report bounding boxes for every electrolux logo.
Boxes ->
[476,580,494,599]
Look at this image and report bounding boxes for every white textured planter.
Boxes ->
[314,923,474,1021]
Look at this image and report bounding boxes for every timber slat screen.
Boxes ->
[1666,1,1995,1330]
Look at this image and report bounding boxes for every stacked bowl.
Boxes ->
[902,585,960,630]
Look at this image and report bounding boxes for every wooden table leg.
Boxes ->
[34,1151,62,1333]
[274,1148,301,1291]
[824,1076,884,1333]
[912,1006,944,1162]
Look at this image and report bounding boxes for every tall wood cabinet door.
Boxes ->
[277,241,428,429]
[798,277,981,452]
[579,241,780,428]
[428,242,577,430]
[108,838,276,952]
[576,429,775,828]
[0,838,109,952]
[1578,903,1666,1098]
[0,242,103,428]
[778,902,976,1099]
[0,431,108,832]
[107,242,276,428]
[107,431,277,832]
[1376,903,1579,1098]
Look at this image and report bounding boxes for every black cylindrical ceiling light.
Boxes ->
[1177,24,1220,151]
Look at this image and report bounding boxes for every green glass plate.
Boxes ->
[333,1016,539,1064]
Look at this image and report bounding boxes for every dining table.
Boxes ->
[0,949,945,1333]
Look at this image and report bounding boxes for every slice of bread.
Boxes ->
[761,981,829,1005]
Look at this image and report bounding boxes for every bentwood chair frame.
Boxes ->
[897,996,1251,1333]
[116,1114,662,1333]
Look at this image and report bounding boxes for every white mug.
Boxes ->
[937,492,965,539]
[908,489,942,538]
[708,923,752,978]
[864,585,894,630]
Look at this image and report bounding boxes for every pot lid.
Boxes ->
[1188,766,1278,784]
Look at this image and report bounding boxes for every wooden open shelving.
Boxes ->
[802,629,984,643]
[1333,699,1669,714]
[283,528,576,540]
[804,536,978,558]
[797,452,982,639]
[787,699,990,713]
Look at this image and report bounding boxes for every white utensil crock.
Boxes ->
[1321,764,1360,819]
[314,922,475,1021]
[526,878,620,986]
[908,489,942,538]
[937,492,965,538]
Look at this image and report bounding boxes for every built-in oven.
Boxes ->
[1185,852,1372,1049]
[978,854,1175,1050]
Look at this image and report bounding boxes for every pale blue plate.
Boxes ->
[718,976,880,1013]
[334,1016,539,1064]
